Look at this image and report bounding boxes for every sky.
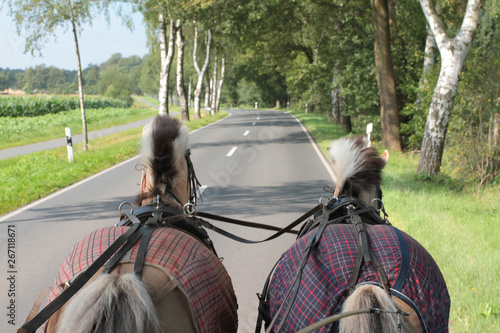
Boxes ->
[0,6,149,71]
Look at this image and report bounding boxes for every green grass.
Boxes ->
[0,110,228,216]
[0,99,159,149]
[286,108,500,332]
[2,104,498,331]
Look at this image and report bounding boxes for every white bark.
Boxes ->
[159,16,176,116]
[416,24,436,109]
[69,1,87,151]
[193,22,212,119]
[215,58,225,113]
[211,49,218,112]
[417,0,484,175]
[176,21,189,121]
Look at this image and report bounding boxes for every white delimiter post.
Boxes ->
[65,127,74,162]
[366,123,373,147]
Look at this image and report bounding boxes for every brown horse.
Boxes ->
[33,116,237,333]
[260,137,450,333]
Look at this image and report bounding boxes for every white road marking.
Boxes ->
[252,122,256,126]
[226,146,238,157]
[243,130,250,136]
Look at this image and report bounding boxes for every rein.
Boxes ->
[18,198,212,333]
[256,195,393,333]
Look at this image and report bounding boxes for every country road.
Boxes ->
[0,109,335,333]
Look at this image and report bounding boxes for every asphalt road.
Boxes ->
[0,109,335,333]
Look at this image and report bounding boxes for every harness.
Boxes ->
[255,194,423,333]
[17,196,215,333]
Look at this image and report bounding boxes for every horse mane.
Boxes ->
[329,137,387,198]
[138,115,189,202]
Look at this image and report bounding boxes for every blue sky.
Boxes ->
[0,6,149,71]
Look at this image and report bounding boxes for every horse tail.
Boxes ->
[339,284,414,333]
[57,273,160,333]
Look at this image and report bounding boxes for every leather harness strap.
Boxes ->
[197,204,322,244]
[347,205,391,294]
[18,223,142,333]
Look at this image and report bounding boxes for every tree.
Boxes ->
[417,0,485,175]
[193,22,212,119]
[158,14,177,115]
[176,21,189,121]
[6,0,106,151]
[370,0,402,151]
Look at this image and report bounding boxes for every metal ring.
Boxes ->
[183,202,197,216]
[319,195,331,206]
[371,198,384,212]
[119,202,134,215]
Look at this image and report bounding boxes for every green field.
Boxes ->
[1,103,498,332]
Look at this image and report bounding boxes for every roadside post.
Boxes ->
[366,123,373,147]
[65,127,74,163]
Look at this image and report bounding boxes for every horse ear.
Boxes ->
[381,150,389,166]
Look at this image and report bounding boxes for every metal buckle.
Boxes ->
[183,202,197,216]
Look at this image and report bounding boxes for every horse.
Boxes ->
[258,137,450,333]
[22,115,238,333]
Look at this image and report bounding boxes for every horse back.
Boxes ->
[47,226,238,333]
[268,223,450,332]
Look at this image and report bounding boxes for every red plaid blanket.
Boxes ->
[48,226,238,333]
[268,223,450,332]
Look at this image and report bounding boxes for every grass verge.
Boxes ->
[287,108,499,332]
[0,111,228,216]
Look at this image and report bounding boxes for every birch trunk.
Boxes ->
[371,0,401,151]
[158,16,176,116]
[211,50,218,113]
[70,14,87,151]
[193,23,212,119]
[176,21,189,121]
[215,58,225,113]
[205,75,211,112]
[416,24,437,109]
[417,0,485,175]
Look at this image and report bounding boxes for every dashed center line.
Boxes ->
[226,146,238,157]
[243,130,250,136]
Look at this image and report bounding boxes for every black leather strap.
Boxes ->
[197,205,322,244]
[18,223,142,333]
[134,225,156,278]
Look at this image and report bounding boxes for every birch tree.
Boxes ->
[417,0,485,175]
[7,0,101,151]
[158,14,177,115]
[192,22,212,119]
[215,57,225,113]
[175,21,189,121]
[211,49,218,112]
[416,24,437,110]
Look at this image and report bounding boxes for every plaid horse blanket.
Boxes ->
[48,226,238,333]
[268,223,450,332]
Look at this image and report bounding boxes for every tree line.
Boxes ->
[5,0,499,187]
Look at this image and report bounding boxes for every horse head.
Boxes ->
[329,136,389,208]
[137,115,197,208]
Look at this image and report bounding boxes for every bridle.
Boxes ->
[256,188,419,333]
